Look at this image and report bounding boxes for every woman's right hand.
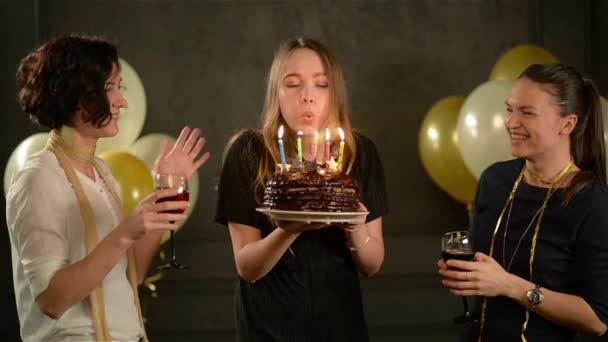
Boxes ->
[119,188,189,242]
[274,220,328,234]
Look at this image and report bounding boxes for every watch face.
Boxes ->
[528,289,543,304]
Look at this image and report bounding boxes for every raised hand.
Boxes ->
[154,126,211,179]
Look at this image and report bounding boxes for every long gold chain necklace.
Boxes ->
[501,179,559,272]
[478,159,573,342]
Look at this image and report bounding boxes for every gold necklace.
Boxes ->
[48,126,96,164]
[526,167,564,186]
[478,159,573,342]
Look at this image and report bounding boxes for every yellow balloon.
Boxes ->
[97,58,147,154]
[129,134,200,243]
[4,133,49,194]
[457,80,515,178]
[490,44,559,81]
[98,151,153,215]
[419,96,478,203]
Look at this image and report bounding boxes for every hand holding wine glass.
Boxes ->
[155,173,189,269]
[118,187,188,242]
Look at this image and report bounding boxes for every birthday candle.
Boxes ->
[337,127,345,172]
[278,125,287,171]
[311,130,319,162]
[325,128,331,163]
[297,131,303,162]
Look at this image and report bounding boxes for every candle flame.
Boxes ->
[325,127,330,140]
[278,125,284,139]
[338,127,344,141]
[297,130,303,136]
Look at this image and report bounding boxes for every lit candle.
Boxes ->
[325,128,331,163]
[337,127,345,172]
[297,131,303,162]
[278,125,287,172]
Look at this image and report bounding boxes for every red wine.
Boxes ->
[442,249,475,262]
[157,192,190,214]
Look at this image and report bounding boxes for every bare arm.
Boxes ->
[36,227,134,319]
[36,189,186,319]
[228,221,327,282]
[133,231,164,284]
[440,253,607,336]
[344,217,384,277]
[228,222,298,283]
[505,274,606,336]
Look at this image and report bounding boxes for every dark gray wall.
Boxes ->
[1,1,605,341]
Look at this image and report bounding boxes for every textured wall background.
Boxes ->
[1,1,604,341]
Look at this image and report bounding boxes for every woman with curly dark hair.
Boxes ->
[6,34,210,341]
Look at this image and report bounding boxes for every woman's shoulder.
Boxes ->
[353,131,376,150]
[226,129,264,155]
[7,150,65,200]
[479,158,522,182]
[221,129,265,171]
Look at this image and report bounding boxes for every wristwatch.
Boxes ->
[526,284,544,311]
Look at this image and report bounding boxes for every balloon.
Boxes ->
[96,58,147,154]
[98,151,153,215]
[4,133,49,194]
[419,96,478,203]
[600,96,608,144]
[457,80,515,178]
[489,44,559,81]
[129,134,200,243]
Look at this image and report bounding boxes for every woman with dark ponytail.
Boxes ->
[438,64,608,341]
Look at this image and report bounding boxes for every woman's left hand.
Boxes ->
[154,126,211,179]
[438,252,514,298]
[337,202,368,231]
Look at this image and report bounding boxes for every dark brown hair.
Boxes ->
[16,34,119,129]
[520,64,607,202]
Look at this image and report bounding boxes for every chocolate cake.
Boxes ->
[263,163,359,212]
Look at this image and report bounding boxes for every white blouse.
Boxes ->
[6,150,143,341]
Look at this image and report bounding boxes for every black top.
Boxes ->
[215,130,388,342]
[463,159,608,342]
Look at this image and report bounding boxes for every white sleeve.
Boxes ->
[6,166,70,299]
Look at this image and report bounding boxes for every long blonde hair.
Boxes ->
[243,37,358,199]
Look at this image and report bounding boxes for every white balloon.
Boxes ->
[129,134,200,244]
[457,80,515,178]
[96,58,147,154]
[4,133,49,194]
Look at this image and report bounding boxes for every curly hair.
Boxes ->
[16,34,119,130]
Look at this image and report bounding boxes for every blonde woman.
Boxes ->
[215,37,388,341]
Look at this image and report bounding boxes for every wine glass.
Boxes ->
[155,173,189,270]
[441,230,475,323]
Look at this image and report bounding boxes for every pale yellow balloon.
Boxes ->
[98,151,154,215]
[129,134,200,244]
[600,96,608,144]
[490,44,559,81]
[419,96,477,203]
[96,58,147,154]
[457,80,515,178]
[4,133,49,194]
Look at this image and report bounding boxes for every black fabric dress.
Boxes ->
[462,159,608,342]
[215,130,388,342]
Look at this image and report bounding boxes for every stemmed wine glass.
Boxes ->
[156,173,189,270]
[441,230,475,323]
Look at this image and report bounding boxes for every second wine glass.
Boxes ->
[155,173,189,270]
[441,230,475,323]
